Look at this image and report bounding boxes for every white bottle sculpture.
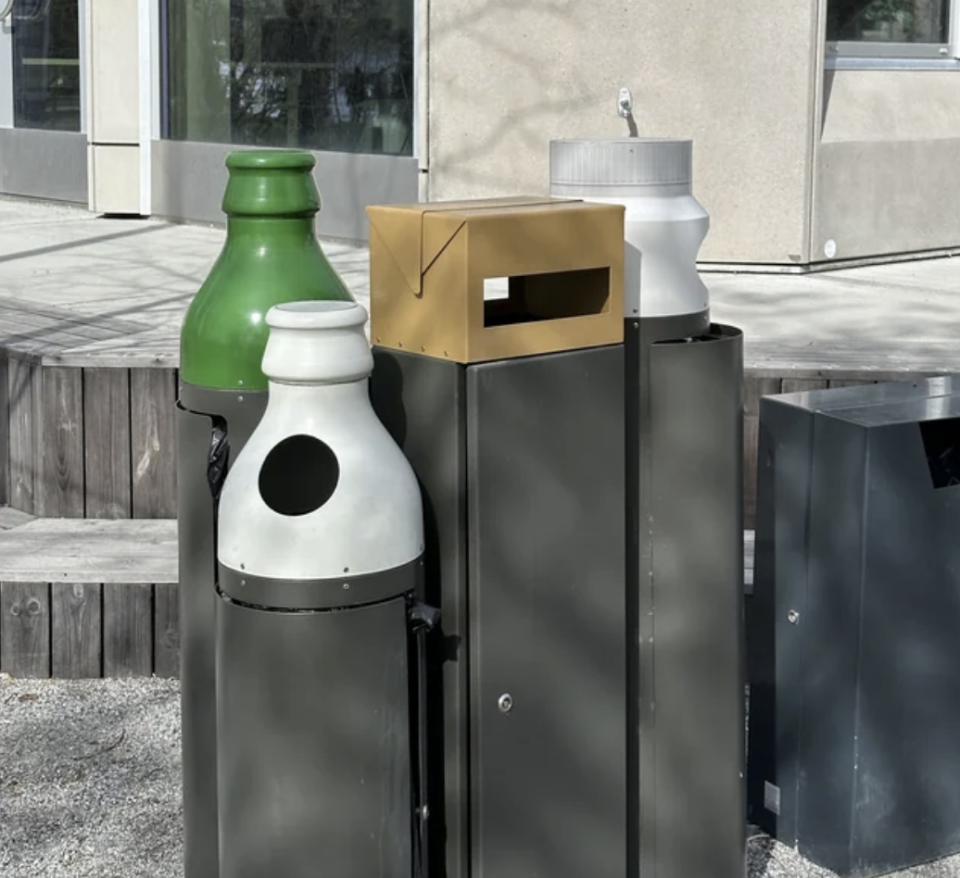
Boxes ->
[218,299,423,582]
[215,299,425,878]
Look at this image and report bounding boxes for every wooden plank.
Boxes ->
[781,378,828,394]
[37,366,84,517]
[744,337,959,380]
[0,518,176,584]
[131,369,177,518]
[7,356,40,514]
[0,581,51,677]
[743,377,781,531]
[103,582,153,677]
[83,368,131,519]
[154,582,180,678]
[51,582,102,678]
[47,325,178,369]
[827,379,878,389]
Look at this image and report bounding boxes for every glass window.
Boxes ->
[827,0,950,44]
[12,0,82,131]
[163,0,414,157]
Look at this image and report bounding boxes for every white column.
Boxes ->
[0,11,13,129]
[86,0,148,214]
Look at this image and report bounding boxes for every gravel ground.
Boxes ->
[0,675,181,878]
[3,675,960,878]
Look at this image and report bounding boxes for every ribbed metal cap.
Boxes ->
[550,138,692,192]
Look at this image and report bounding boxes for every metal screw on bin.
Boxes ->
[498,694,514,713]
[788,610,800,624]
[215,300,435,878]
[176,150,354,878]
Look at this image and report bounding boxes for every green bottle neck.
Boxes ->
[224,215,318,246]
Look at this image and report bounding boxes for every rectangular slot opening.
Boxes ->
[483,267,610,328]
[919,416,960,489]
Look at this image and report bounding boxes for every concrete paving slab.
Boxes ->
[707,257,960,345]
[2,195,959,363]
[0,196,368,324]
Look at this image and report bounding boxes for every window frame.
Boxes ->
[826,0,960,63]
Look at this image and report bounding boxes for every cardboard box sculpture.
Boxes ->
[367,197,624,363]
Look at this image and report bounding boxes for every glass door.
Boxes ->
[0,0,87,202]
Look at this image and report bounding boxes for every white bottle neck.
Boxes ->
[261,300,372,385]
[264,377,372,420]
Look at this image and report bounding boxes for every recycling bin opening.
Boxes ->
[482,267,612,327]
[257,434,340,516]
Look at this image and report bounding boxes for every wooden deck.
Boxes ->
[0,518,178,679]
[0,294,953,526]
[0,295,177,517]
[0,517,754,679]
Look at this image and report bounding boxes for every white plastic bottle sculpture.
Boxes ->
[215,299,424,878]
[218,299,422,579]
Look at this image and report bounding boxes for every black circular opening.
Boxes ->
[258,434,340,516]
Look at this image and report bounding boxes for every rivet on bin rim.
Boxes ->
[788,610,800,624]
[498,694,513,713]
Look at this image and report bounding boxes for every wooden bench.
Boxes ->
[0,519,759,679]
[0,518,178,679]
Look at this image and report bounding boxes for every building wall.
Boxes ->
[426,0,824,265]
[813,70,960,263]
[0,128,88,203]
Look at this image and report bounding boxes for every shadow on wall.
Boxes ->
[426,0,611,194]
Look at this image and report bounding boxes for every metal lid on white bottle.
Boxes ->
[550,138,693,197]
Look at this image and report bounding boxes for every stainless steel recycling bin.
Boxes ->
[215,300,431,878]
[551,137,746,878]
[748,377,960,877]
[368,196,629,878]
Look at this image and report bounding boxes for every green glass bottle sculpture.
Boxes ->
[180,150,354,391]
[177,149,354,878]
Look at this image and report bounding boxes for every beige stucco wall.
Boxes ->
[426,0,823,264]
[813,70,960,262]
